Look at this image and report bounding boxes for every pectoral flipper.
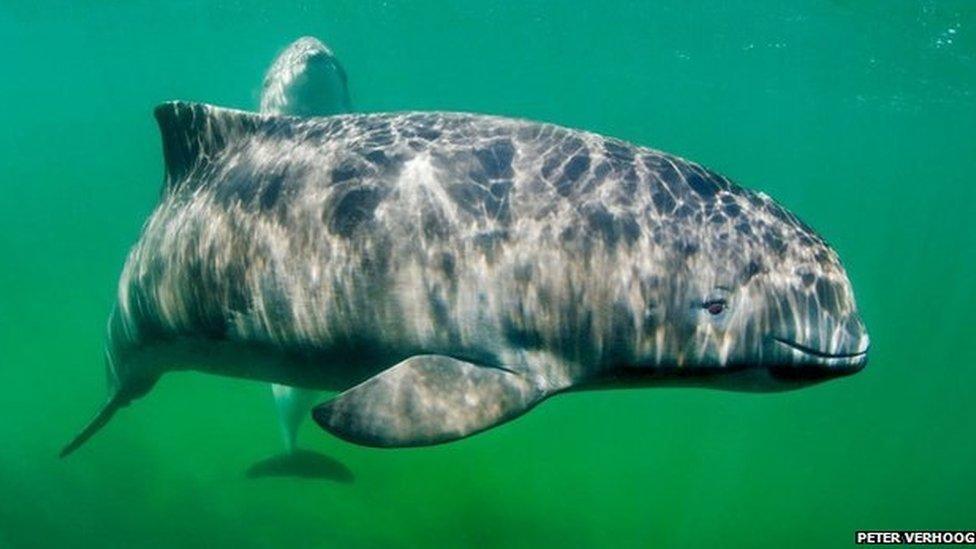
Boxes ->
[312,355,546,447]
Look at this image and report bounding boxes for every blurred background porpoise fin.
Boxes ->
[245,449,354,482]
[272,383,320,454]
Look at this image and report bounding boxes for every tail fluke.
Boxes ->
[245,449,354,482]
[59,394,123,458]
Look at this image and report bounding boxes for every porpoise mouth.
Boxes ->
[771,337,869,359]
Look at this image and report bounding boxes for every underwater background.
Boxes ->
[1,1,974,547]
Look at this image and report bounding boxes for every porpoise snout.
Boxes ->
[767,310,869,381]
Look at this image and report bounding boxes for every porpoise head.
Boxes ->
[620,184,869,391]
[260,36,352,116]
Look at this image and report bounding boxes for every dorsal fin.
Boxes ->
[153,101,262,189]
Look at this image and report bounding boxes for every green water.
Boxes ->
[1,1,974,547]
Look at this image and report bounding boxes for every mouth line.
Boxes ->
[771,337,868,359]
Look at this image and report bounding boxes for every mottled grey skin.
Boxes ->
[62,102,868,455]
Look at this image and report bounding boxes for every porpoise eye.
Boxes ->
[704,299,726,315]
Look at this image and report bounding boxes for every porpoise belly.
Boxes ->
[120,334,398,391]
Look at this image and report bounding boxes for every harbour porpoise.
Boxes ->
[61,74,868,456]
[252,36,355,480]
